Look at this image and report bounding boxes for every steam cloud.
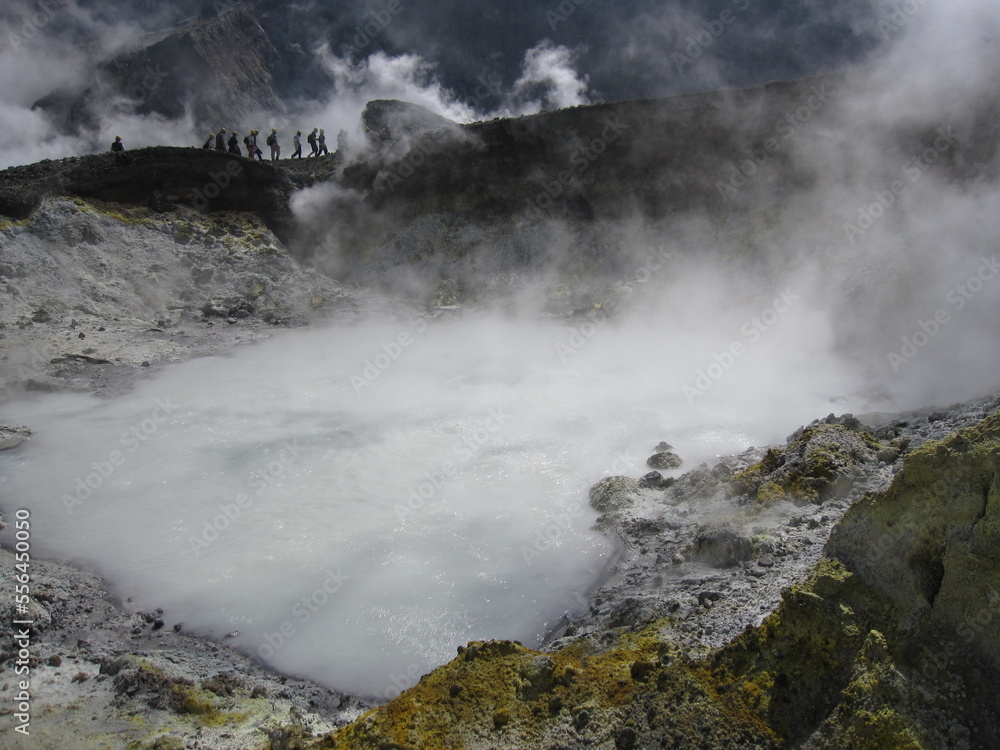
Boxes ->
[2,0,999,409]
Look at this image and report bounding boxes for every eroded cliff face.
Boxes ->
[35,2,287,132]
[312,410,1000,750]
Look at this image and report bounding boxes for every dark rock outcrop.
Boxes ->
[0,147,296,242]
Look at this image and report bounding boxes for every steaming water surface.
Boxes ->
[0,314,862,697]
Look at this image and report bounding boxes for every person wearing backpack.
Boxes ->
[307,128,319,157]
[266,128,280,161]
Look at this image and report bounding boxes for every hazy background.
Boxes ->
[0,0,888,167]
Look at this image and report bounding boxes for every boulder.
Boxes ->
[588,476,642,513]
[647,451,682,470]
[688,526,754,568]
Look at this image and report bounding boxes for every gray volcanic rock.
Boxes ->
[647,451,683,470]
[588,475,642,513]
[0,424,31,450]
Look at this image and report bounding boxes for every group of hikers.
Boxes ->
[109,127,348,159]
[201,127,347,160]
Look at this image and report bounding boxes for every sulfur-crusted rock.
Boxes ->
[731,423,883,504]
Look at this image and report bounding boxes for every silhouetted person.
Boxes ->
[267,128,280,160]
[336,129,348,153]
[291,130,302,159]
[203,133,215,149]
[216,128,227,151]
[111,135,124,152]
[317,128,328,156]
[307,127,319,157]
[249,129,263,161]
[228,131,242,156]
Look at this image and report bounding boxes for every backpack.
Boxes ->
[243,135,251,147]
[307,132,316,144]
[266,134,276,146]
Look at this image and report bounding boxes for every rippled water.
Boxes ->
[0,312,861,697]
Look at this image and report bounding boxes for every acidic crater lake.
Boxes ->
[0,313,861,698]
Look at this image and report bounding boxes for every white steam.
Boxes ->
[0,0,202,168]
[508,40,591,115]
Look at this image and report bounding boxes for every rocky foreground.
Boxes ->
[2,387,998,749]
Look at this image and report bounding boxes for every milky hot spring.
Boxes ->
[0,313,863,698]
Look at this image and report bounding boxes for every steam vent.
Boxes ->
[2,1,1000,748]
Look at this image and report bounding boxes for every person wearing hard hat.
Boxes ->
[307,127,319,157]
[110,135,125,152]
[266,128,280,161]
[227,130,242,156]
[203,133,215,149]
